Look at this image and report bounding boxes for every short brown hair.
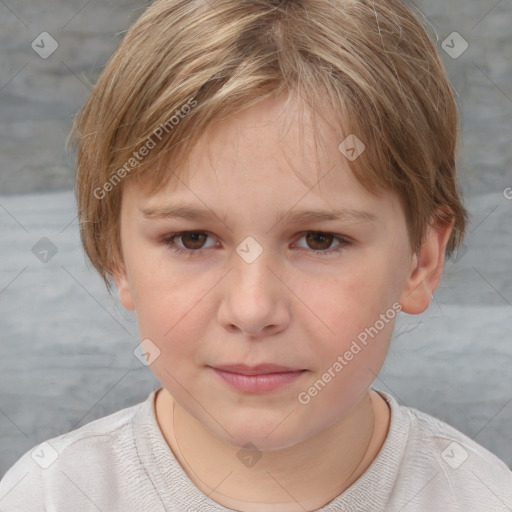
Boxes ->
[69,0,468,290]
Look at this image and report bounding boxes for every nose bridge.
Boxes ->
[231,236,278,299]
[217,236,289,336]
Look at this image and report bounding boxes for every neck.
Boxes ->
[155,388,389,512]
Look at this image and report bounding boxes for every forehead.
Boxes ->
[123,94,401,222]
[197,94,339,180]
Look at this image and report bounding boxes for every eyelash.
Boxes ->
[160,231,353,257]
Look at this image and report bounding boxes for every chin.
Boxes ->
[225,431,305,452]
[208,414,315,453]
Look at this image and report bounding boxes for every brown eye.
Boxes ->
[304,232,335,251]
[294,231,352,256]
[177,232,208,250]
[162,231,215,254]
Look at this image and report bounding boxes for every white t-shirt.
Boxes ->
[1,388,511,511]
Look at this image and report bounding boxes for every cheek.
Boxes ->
[297,260,394,339]
[293,268,397,421]
[291,256,399,399]
[135,293,208,390]
[125,245,185,321]
[127,260,213,360]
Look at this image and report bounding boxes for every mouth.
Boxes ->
[212,363,305,375]
[208,364,308,393]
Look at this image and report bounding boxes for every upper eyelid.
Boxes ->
[166,230,352,248]
[169,230,348,239]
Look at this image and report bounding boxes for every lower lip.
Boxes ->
[211,368,306,393]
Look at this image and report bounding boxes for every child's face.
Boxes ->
[116,95,418,450]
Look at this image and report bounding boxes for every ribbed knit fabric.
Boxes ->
[1,388,511,511]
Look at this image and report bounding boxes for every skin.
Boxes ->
[114,93,453,511]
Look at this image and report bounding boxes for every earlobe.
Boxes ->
[112,263,136,311]
[399,216,454,315]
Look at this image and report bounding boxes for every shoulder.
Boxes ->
[0,396,149,512]
[378,390,512,511]
[405,401,511,476]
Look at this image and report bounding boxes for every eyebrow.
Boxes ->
[141,205,378,225]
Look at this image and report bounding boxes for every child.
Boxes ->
[1,0,511,510]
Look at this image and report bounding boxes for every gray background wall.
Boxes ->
[0,0,511,493]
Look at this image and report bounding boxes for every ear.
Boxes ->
[112,261,136,311]
[399,214,454,315]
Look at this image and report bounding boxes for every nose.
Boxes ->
[217,247,291,338]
